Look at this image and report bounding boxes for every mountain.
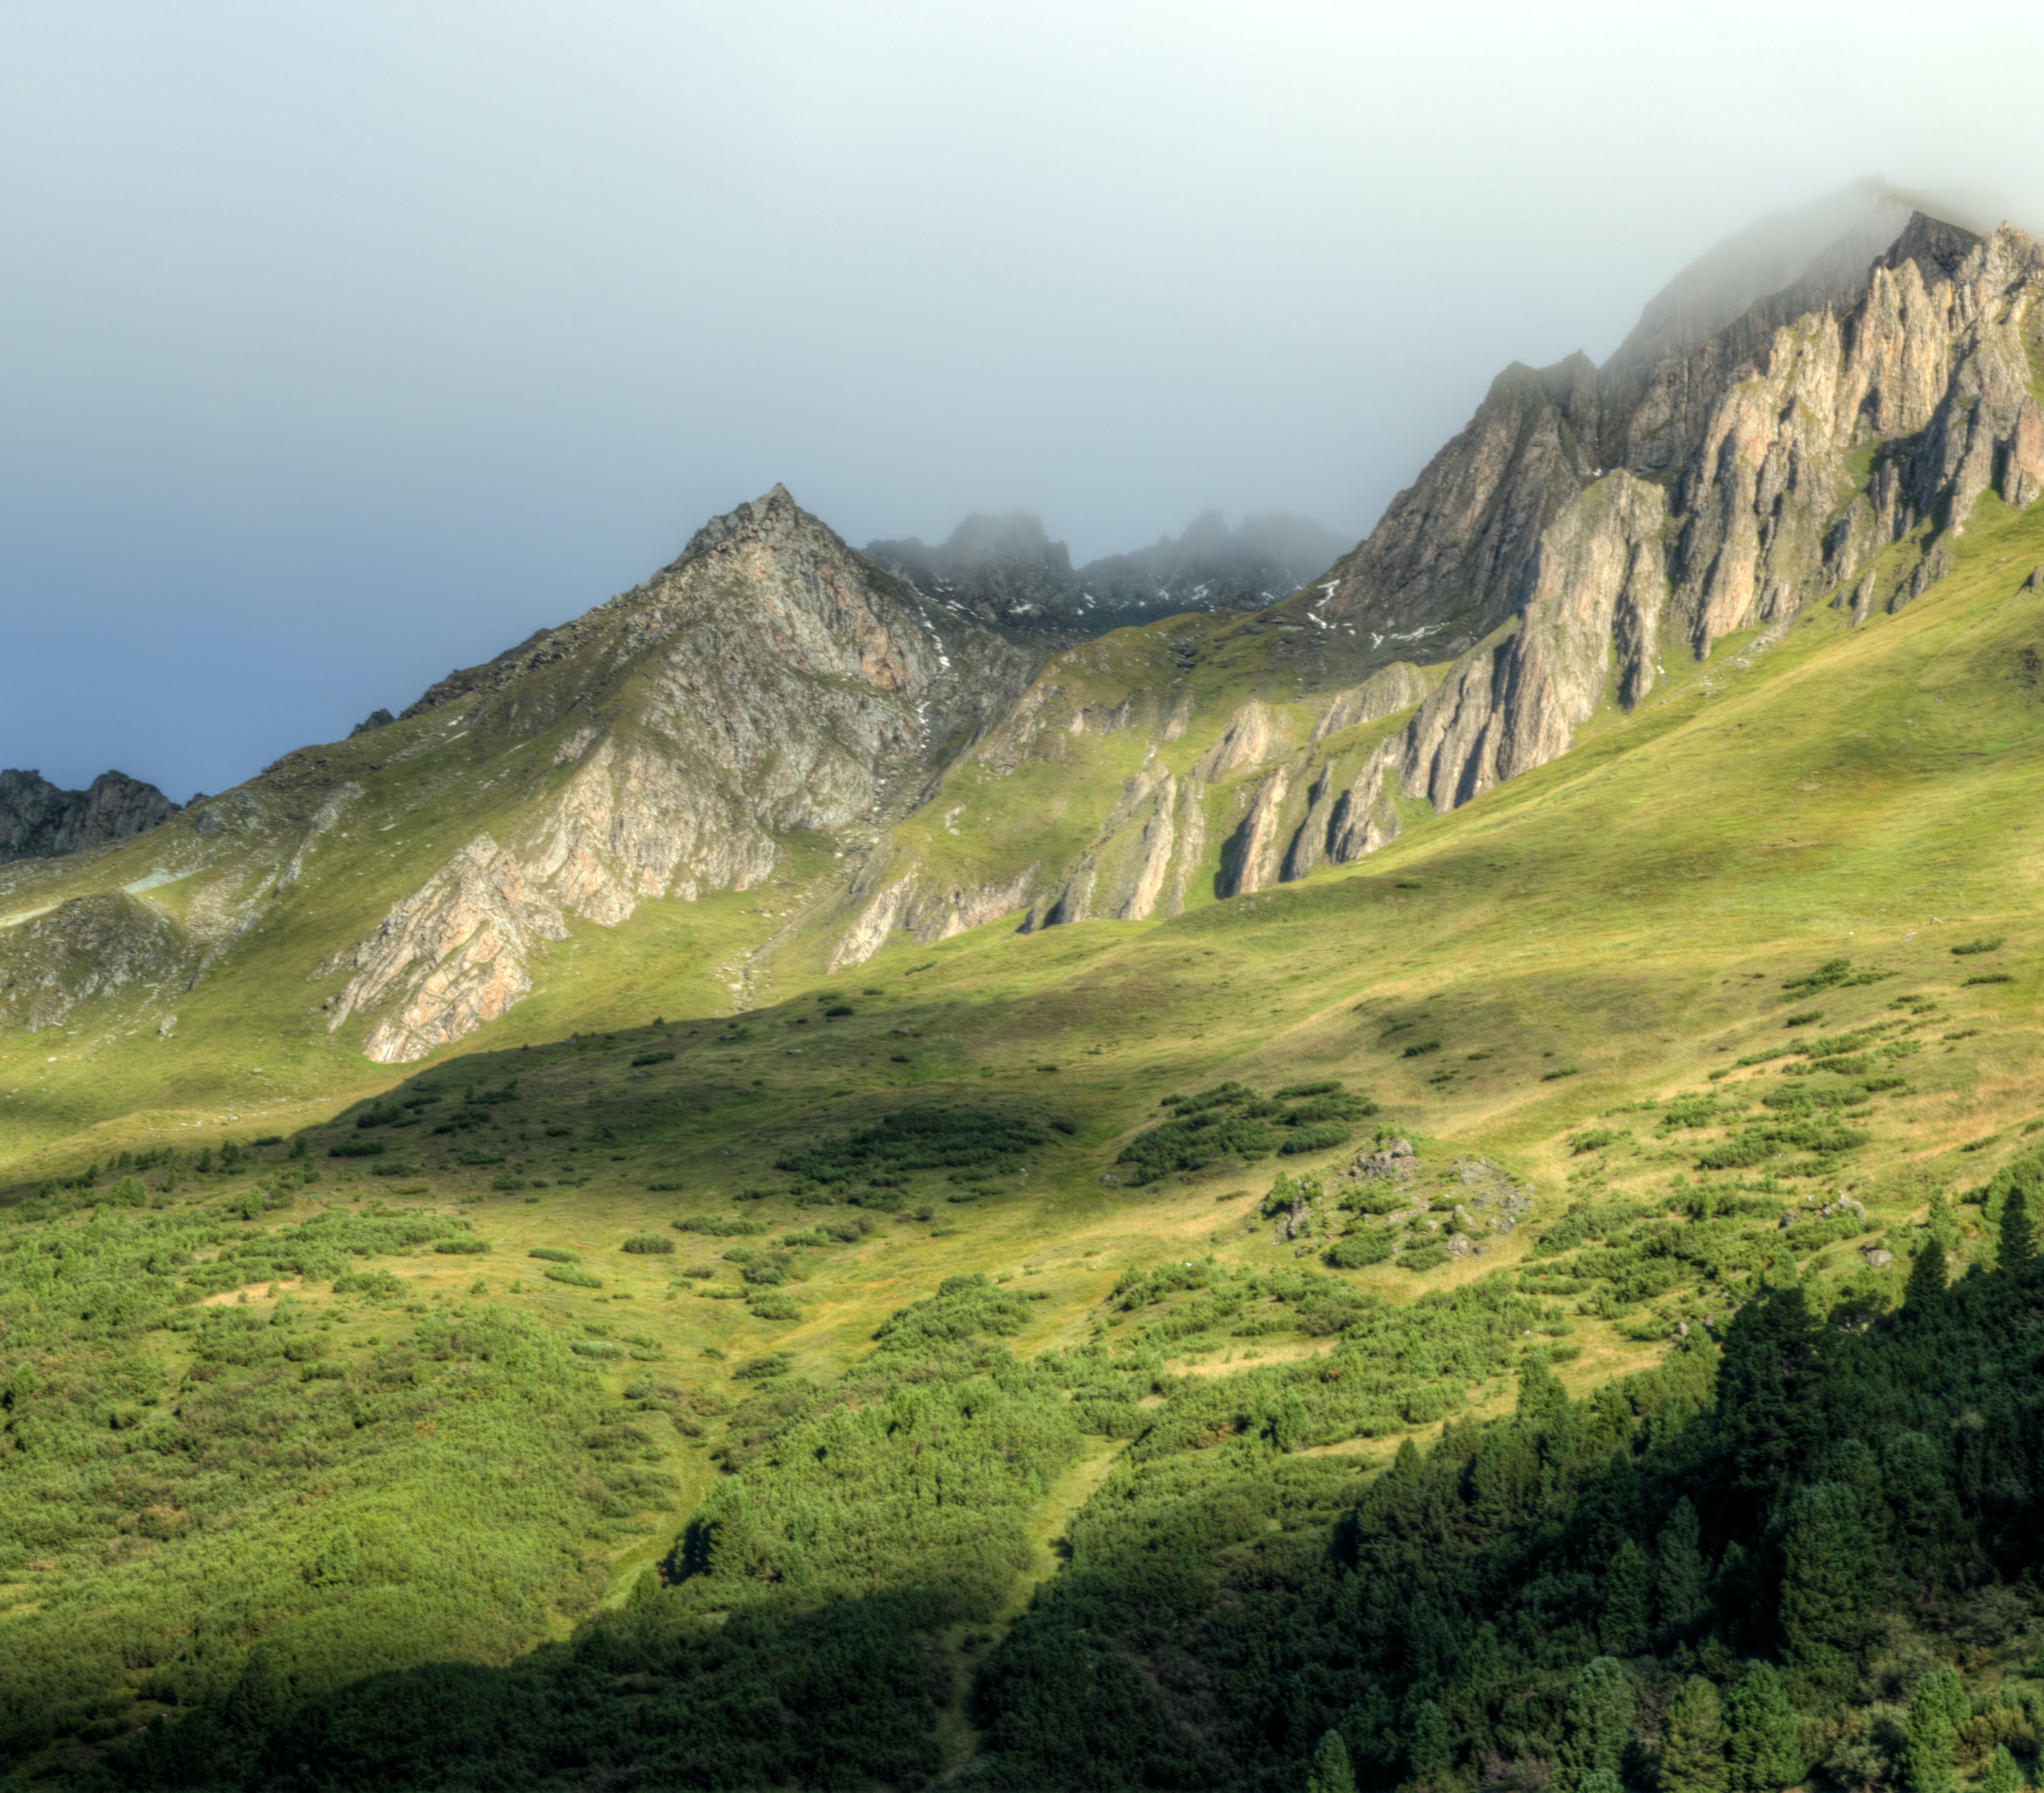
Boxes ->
[865,507,1348,641]
[0,767,178,863]
[10,189,2044,1787]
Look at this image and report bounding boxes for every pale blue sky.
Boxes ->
[5,1,2041,797]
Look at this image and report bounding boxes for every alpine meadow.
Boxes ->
[11,172,2044,1793]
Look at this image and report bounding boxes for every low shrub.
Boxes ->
[621,1234,675,1255]
[1326,1232,1394,1269]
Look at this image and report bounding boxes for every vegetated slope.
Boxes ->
[8,474,2044,1784]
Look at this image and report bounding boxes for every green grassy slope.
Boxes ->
[7,492,2044,1775]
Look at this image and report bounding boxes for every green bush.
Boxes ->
[776,1107,1047,1190]
[528,1246,580,1263]
[432,1238,489,1255]
[328,1139,387,1158]
[1280,1124,1353,1154]
[621,1234,675,1255]
[746,1291,802,1321]
[544,1265,604,1289]
[1326,1232,1394,1269]
[630,1050,676,1066]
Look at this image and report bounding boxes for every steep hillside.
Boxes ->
[8,441,2044,1785]
[10,196,2044,1788]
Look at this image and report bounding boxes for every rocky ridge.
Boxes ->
[0,768,179,864]
[825,200,2044,969]
[318,487,1037,1059]
[866,508,1347,645]
[6,191,2040,1065]
[1260,205,2044,837]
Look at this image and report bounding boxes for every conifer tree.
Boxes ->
[1659,1676,1729,1793]
[1517,1352,1571,1430]
[2001,1185,2036,1272]
[1780,1481,1877,1686]
[1983,1744,2024,1793]
[1905,1235,1947,1314]
[1600,1537,1654,1656]
[1725,1662,1804,1791]
[1656,1498,1707,1637]
[1710,1287,1817,1503]
[1406,1700,1452,1788]
[1308,1729,1358,1793]
[1883,1429,1963,1587]
[1561,1658,1634,1789]
[1901,1667,1967,1793]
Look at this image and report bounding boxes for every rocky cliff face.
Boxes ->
[323,487,1036,1059]
[1289,202,2044,829]
[0,769,178,864]
[866,509,1346,644]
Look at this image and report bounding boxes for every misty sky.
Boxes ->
[6,2,2044,800]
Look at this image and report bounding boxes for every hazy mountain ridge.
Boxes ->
[3,192,2040,1072]
[865,507,1347,643]
[1243,206,2044,832]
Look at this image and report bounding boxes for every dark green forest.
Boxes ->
[55,1179,2044,1792]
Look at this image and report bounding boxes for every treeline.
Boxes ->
[84,1196,2044,1790]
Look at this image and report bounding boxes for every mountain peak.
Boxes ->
[666,482,837,572]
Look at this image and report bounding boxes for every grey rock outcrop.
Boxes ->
[1282,199,2044,832]
[1401,472,1667,809]
[0,769,178,863]
[0,893,186,1031]
[327,835,569,1063]
[330,486,1037,1058]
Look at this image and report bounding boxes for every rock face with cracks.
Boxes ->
[0,769,178,864]
[327,487,1035,1060]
